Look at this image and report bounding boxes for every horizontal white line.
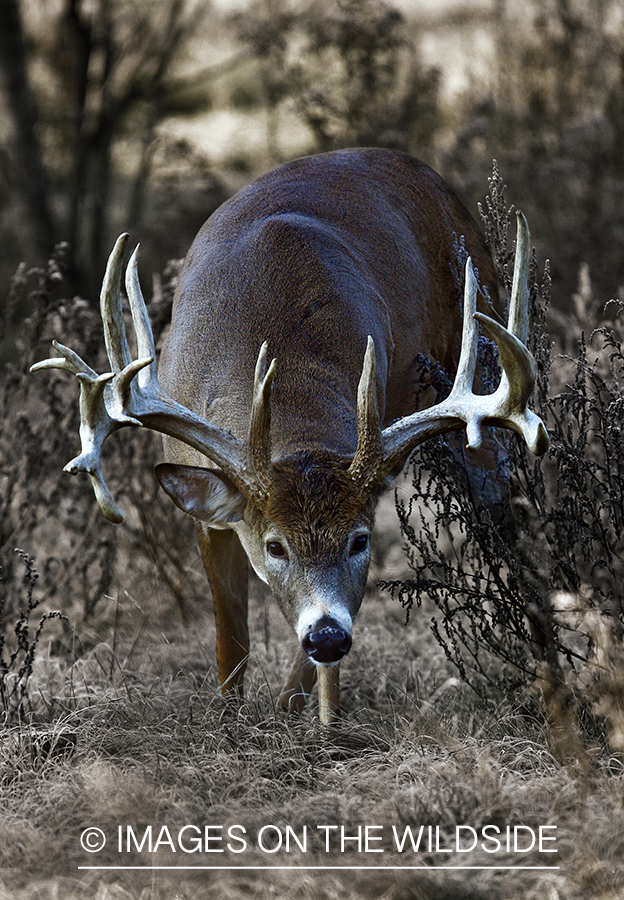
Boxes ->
[78,865,560,871]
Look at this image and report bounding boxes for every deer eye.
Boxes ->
[266,540,287,560]
[350,533,369,556]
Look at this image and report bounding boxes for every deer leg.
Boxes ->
[196,523,249,696]
[279,646,316,714]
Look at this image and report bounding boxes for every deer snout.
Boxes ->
[301,616,352,664]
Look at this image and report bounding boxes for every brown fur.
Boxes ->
[260,451,378,562]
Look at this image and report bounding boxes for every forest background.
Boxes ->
[2,0,623,322]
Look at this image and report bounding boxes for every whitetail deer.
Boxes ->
[32,149,548,723]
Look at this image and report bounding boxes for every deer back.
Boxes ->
[158,148,497,468]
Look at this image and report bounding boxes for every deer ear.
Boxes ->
[155,463,246,527]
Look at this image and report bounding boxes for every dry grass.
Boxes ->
[1,502,623,900]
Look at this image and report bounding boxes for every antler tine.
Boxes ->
[450,256,480,399]
[467,212,532,420]
[247,342,277,501]
[67,371,126,523]
[98,238,155,428]
[101,233,133,373]
[508,211,530,346]
[31,339,99,380]
[125,244,157,391]
[348,336,384,488]
[431,256,488,451]
[30,338,132,523]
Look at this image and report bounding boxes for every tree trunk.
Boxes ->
[0,0,55,256]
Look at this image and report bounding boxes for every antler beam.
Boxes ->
[349,211,549,487]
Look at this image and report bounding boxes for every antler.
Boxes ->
[31,234,275,522]
[348,211,549,490]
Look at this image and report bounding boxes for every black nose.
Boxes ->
[301,617,352,663]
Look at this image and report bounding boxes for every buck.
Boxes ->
[32,148,548,723]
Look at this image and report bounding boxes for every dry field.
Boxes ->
[1,486,623,900]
